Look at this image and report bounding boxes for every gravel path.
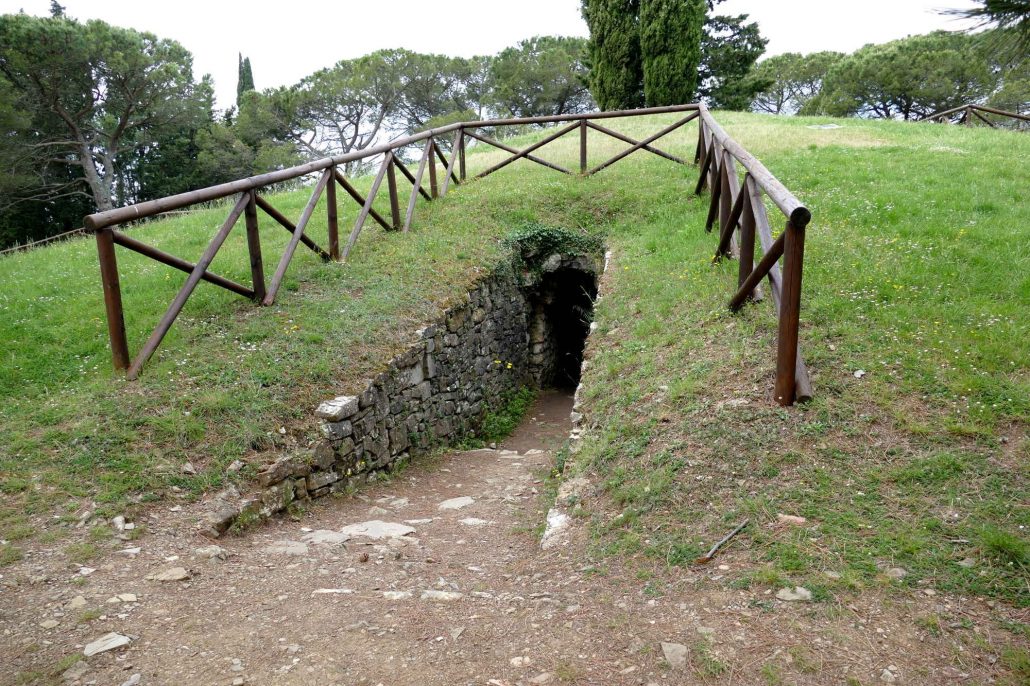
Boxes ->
[1,392,1017,685]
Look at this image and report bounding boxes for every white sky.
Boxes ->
[1,0,981,110]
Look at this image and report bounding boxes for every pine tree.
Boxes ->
[237,54,255,105]
[639,0,705,106]
[581,0,644,110]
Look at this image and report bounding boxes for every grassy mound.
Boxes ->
[0,113,1026,612]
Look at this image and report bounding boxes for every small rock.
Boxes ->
[510,656,532,667]
[116,547,142,557]
[227,460,245,473]
[421,590,463,602]
[459,518,491,526]
[316,395,359,421]
[83,632,131,656]
[885,567,907,580]
[957,557,976,568]
[854,369,867,378]
[824,571,842,580]
[776,586,813,602]
[776,513,807,526]
[301,530,350,546]
[529,673,553,684]
[118,593,138,602]
[338,520,416,539]
[232,679,245,686]
[383,591,413,601]
[311,588,354,595]
[120,674,141,686]
[449,627,465,640]
[661,642,688,670]
[78,567,96,576]
[62,660,89,681]
[112,515,126,531]
[145,566,191,582]
[40,619,60,629]
[264,541,308,557]
[438,496,475,510]
[880,668,897,683]
[67,595,87,610]
[193,545,228,560]
[181,461,197,475]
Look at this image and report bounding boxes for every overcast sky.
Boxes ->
[1,0,981,110]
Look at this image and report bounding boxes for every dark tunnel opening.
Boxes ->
[527,265,599,391]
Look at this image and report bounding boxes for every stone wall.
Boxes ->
[200,253,600,537]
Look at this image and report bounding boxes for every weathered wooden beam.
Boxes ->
[463,129,571,175]
[127,192,250,379]
[333,170,392,232]
[244,190,265,302]
[475,122,580,180]
[263,169,331,305]
[343,151,393,260]
[255,195,332,262]
[775,219,807,406]
[112,230,254,299]
[586,112,698,175]
[404,143,433,232]
[586,120,687,165]
[95,229,129,370]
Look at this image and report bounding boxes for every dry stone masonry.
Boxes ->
[201,251,600,536]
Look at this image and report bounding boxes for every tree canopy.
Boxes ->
[581,0,766,110]
[0,13,211,216]
[751,51,845,115]
[490,36,594,117]
[581,0,644,110]
[814,32,997,120]
[639,0,705,106]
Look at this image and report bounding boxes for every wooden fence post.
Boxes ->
[95,228,130,370]
[244,190,266,302]
[458,127,466,182]
[774,219,807,406]
[327,165,339,260]
[580,119,588,174]
[428,139,438,199]
[386,156,401,230]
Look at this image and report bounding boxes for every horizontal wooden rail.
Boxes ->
[87,103,812,401]
[921,103,1030,124]
[83,104,702,231]
[694,104,813,405]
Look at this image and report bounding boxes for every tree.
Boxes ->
[816,32,997,120]
[751,51,845,115]
[489,36,595,118]
[944,1,1030,59]
[698,9,769,109]
[0,13,211,212]
[237,53,255,105]
[639,0,705,106]
[581,0,644,110]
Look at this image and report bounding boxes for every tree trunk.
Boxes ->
[76,143,113,212]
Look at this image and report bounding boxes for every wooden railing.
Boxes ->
[85,103,812,405]
[695,104,813,405]
[920,103,1030,129]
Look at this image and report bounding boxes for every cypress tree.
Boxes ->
[581,0,644,110]
[639,0,705,106]
[237,54,255,105]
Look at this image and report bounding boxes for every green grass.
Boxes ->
[0,111,1027,615]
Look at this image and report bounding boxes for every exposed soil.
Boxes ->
[1,391,1022,685]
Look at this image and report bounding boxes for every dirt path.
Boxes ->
[1,391,1019,685]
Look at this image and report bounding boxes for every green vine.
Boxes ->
[501,221,604,276]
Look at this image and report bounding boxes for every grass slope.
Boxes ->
[0,113,1027,616]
